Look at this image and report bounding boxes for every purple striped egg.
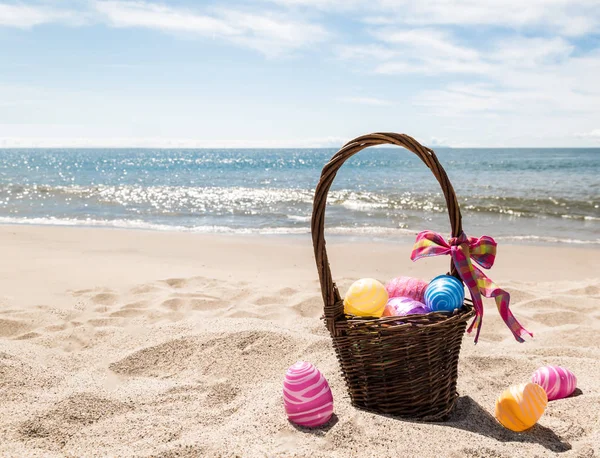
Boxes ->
[283,361,333,428]
[531,365,577,401]
[383,296,428,317]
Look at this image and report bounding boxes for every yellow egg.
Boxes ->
[343,278,388,317]
[495,382,548,432]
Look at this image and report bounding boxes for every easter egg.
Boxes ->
[424,275,465,312]
[283,361,333,428]
[495,382,548,432]
[532,365,577,401]
[383,296,428,317]
[385,276,429,303]
[343,278,388,317]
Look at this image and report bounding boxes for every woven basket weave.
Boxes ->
[311,133,475,421]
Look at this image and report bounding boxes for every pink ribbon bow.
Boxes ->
[411,230,532,344]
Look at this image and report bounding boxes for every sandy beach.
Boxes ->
[1,225,599,457]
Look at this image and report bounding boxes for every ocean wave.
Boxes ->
[0,216,418,237]
[0,183,597,221]
[2,216,598,245]
[496,235,600,245]
[286,215,311,222]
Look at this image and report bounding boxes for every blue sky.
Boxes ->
[1,0,600,147]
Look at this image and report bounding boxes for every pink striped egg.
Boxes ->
[385,276,429,303]
[283,361,333,428]
[531,365,577,401]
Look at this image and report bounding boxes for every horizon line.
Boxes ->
[1,145,599,150]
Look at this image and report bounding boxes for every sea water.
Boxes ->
[0,148,598,244]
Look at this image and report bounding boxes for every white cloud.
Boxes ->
[263,0,365,10]
[366,31,578,77]
[574,129,600,139]
[268,0,600,36]
[94,1,329,57]
[94,1,236,35]
[350,28,492,76]
[337,44,399,61]
[0,1,329,57]
[490,37,574,66]
[374,28,478,61]
[340,26,600,120]
[0,3,85,28]
[337,96,392,106]
[376,0,600,37]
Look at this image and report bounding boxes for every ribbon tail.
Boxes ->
[466,311,482,343]
[451,246,484,344]
[479,276,533,343]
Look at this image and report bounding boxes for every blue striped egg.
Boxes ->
[424,275,465,312]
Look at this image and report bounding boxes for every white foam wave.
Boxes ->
[0,216,419,237]
[497,235,600,245]
[561,214,600,221]
[1,216,597,245]
[339,200,389,211]
[286,215,311,222]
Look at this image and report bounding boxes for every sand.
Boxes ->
[1,225,599,457]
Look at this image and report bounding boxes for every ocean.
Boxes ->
[0,148,598,244]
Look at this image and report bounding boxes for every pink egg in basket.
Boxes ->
[283,361,333,428]
[383,296,429,317]
[385,276,429,303]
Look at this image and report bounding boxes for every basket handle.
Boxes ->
[311,133,463,335]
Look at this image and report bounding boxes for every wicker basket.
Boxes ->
[311,132,475,421]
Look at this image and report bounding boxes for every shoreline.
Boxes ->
[1,224,598,305]
[0,220,598,248]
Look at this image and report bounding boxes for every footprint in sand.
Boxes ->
[129,284,163,295]
[0,318,31,337]
[109,331,299,384]
[518,297,596,313]
[525,345,599,361]
[291,296,323,318]
[164,381,241,408]
[87,317,120,327]
[461,355,537,389]
[13,331,41,340]
[70,288,95,297]
[122,300,150,310]
[109,309,145,318]
[563,283,600,296]
[0,353,59,396]
[159,295,229,313]
[254,296,279,306]
[278,287,298,297]
[18,393,132,451]
[505,288,537,304]
[532,310,585,327]
[161,298,186,311]
[309,323,329,336]
[552,328,600,348]
[474,332,506,343]
[226,310,262,319]
[91,293,119,306]
[163,278,188,289]
[44,323,69,333]
[189,298,228,311]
